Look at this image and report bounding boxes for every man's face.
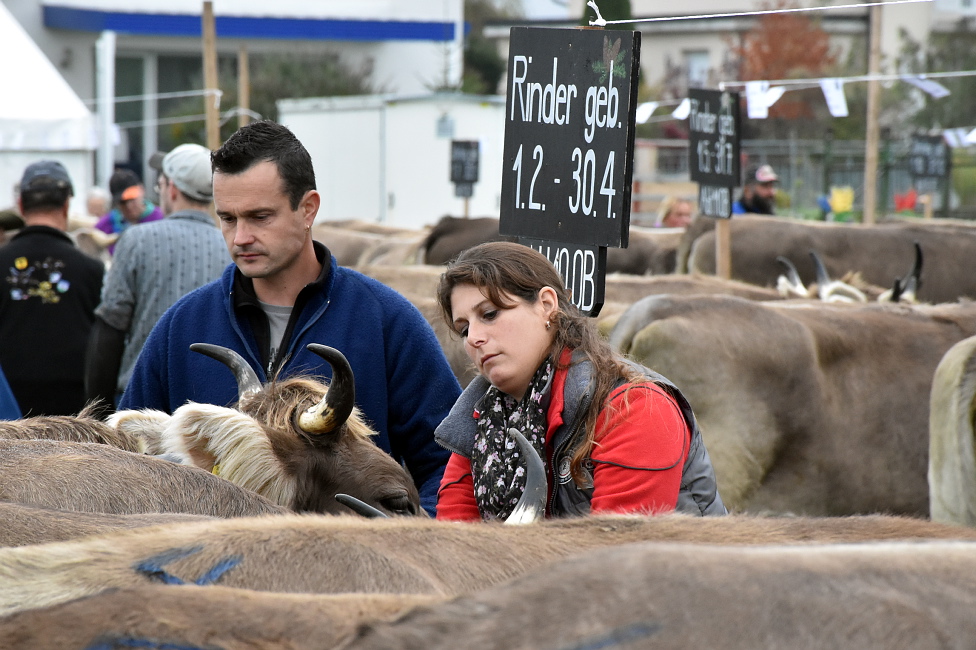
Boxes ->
[755,181,776,201]
[118,187,146,223]
[213,160,316,282]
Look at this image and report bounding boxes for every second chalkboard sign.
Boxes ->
[687,88,741,219]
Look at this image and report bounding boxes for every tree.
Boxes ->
[727,0,839,137]
[459,0,520,94]
[159,52,376,149]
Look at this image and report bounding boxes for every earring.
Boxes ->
[546,320,551,331]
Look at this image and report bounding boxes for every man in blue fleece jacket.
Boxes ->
[119,121,460,516]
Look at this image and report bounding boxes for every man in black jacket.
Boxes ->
[0,161,104,415]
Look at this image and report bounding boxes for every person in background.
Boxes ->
[434,242,726,521]
[85,186,111,222]
[0,160,104,415]
[85,143,229,412]
[0,207,25,247]
[95,169,164,253]
[119,120,460,516]
[654,196,694,229]
[0,364,19,420]
[732,163,778,215]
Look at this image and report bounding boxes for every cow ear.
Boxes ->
[162,403,248,471]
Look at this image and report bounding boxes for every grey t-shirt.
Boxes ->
[259,301,293,366]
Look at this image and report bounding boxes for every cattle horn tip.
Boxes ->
[336,493,390,519]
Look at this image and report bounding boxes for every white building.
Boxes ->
[2,0,464,187]
[279,93,505,229]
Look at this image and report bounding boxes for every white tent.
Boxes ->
[0,3,94,213]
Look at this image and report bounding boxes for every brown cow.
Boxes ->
[346,540,976,649]
[929,333,976,528]
[422,215,512,265]
[609,294,976,516]
[0,439,287,517]
[3,512,975,617]
[0,404,142,452]
[0,502,215,547]
[686,215,976,303]
[422,215,684,275]
[156,343,423,516]
[0,585,434,650]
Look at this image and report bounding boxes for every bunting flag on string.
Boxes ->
[635,101,659,124]
[672,98,691,120]
[819,78,849,117]
[745,81,785,119]
[900,75,951,99]
[746,81,770,118]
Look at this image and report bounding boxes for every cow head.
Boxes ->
[159,343,422,517]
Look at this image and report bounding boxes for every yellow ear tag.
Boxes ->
[211,463,221,476]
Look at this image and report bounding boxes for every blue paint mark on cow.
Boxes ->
[559,622,662,650]
[194,556,242,585]
[133,546,242,586]
[86,636,217,650]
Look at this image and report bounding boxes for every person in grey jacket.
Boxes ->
[434,242,725,521]
[85,144,228,411]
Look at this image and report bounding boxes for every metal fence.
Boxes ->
[633,138,976,222]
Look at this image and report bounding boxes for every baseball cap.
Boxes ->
[109,169,144,204]
[747,163,778,184]
[152,144,213,203]
[20,160,74,195]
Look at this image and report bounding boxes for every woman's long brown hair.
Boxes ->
[437,241,642,486]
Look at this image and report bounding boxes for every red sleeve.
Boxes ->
[435,453,481,521]
[589,383,689,515]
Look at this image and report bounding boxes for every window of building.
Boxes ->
[684,50,710,89]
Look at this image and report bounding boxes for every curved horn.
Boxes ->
[297,344,356,435]
[900,241,923,301]
[809,250,832,297]
[775,256,806,297]
[776,256,803,288]
[504,428,548,525]
[335,493,390,518]
[189,343,262,399]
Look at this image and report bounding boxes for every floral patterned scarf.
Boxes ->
[471,356,554,521]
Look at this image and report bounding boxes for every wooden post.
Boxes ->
[237,44,250,128]
[715,219,731,279]
[202,1,220,150]
[862,4,882,225]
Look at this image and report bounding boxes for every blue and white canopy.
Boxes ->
[42,0,462,42]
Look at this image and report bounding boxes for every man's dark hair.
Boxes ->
[20,186,71,214]
[211,120,316,210]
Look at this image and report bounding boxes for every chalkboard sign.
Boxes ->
[451,140,480,185]
[909,135,950,181]
[499,27,641,248]
[518,237,606,317]
[687,88,741,219]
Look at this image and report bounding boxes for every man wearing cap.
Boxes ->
[0,160,104,415]
[85,144,228,411]
[94,169,165,254]
[732,163,779,215]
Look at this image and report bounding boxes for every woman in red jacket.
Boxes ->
[433,242,725,522]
